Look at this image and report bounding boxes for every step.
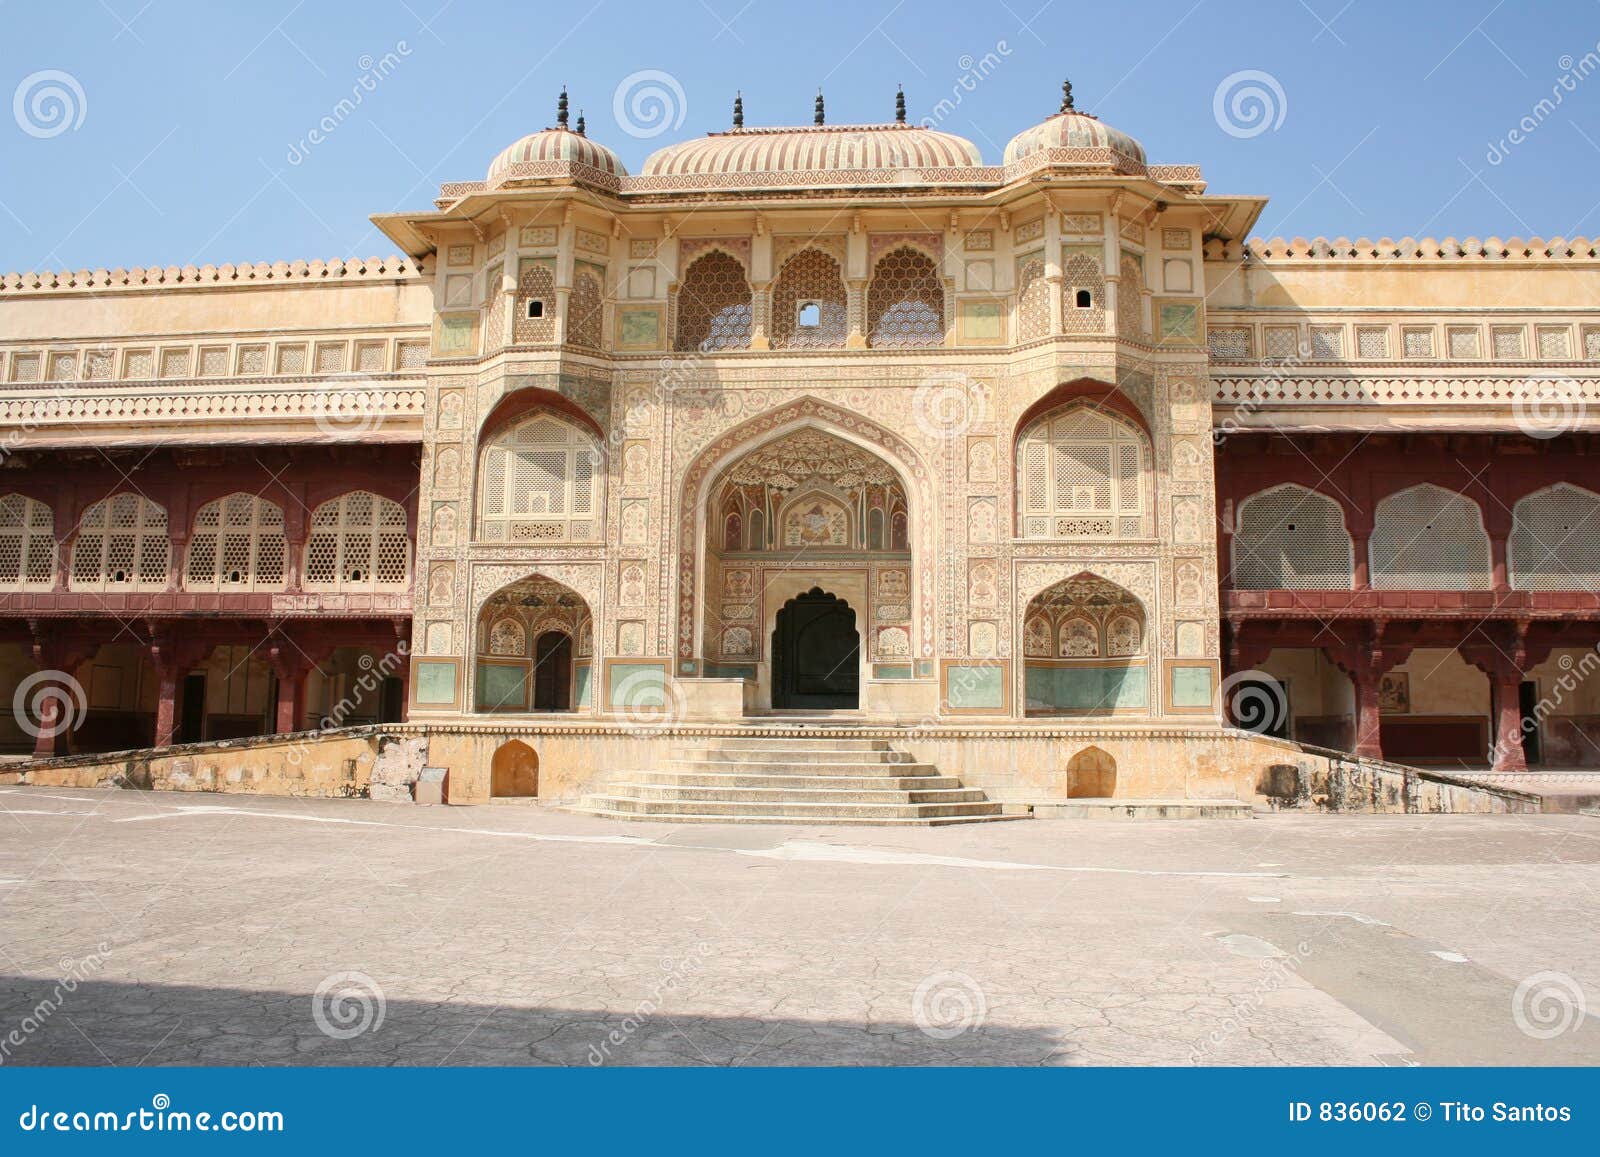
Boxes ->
[663,758,940,777]
[627,771,968,791]
[678,748,918,765]
[578,795,1003,821]
[608,783,989,805]
[567,805,1024,827]
[700,737,895,752]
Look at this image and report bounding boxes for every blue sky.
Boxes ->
[3,0,1599,270]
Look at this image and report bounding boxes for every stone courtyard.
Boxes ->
[1,786,1595,1066]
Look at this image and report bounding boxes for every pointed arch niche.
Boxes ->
[1022,572,1148,715]
[474,572,594,713]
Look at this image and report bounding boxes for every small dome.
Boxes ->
[486,90,627,188]
[1003,81,1146,170]
[640,124,983,188]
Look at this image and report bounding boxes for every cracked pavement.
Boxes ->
[1,787,1597,1066]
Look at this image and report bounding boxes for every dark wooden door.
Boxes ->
[771,588,859,709]
[532,631,572,711]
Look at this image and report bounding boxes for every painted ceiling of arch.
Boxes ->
[720,428,900,493]
[1030,572,1144,613]
[482,575,587,609]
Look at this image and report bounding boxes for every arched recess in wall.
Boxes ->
[1014,399,1154,540]
[1369,483,1491,590]
[770,247,847,349]
[1509,483,1600,590]
[302,491,410,592]
[490,739,539,797]
[69,492,170,591]
[1231,483,1354,589]
[185,492,288,591]
[867,245,944,348]
[1022,572,1147,715]
[674,249,752,351]
[1065,745,1117,798]
[475,409,605,544]
[474,572,594,713]
[0,493,56,589]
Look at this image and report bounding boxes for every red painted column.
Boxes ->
[32,687,61,758]
[152,663,180,747]
[1353,670,1383,760]
[1350,530,1372,590]
[274,666,305,734]
[1491,675,1528,771]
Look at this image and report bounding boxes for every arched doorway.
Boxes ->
[1066,746,1117,797]
[1022,572,1148,715]
[694,422,913,708]
[771,588,860,709]
[475,574,593,714]
[490,739,539,797]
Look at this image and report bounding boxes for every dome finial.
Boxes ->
[732,90,744,129]
[814,88,825,126]
[895,85,906,124]
[1060,79,1075,114]
[556,86,570,128]
[575,109,586,137]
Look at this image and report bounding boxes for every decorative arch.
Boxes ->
[1370,483,1491,590]
[674,249,752,351]
[474,572,594,713]
[0,493,55,589]
[477,385,604,447]
[1066,746,1117,798]
[770,247,848,349]
[677,397,935,671]
[1016,252,1049,341]
[185,492,287,592]
[303,491,410,592]
[1509,482,1600,590]
[69,491,170,591]
[1015,400,1154,539]
[1022,571,1148,716]
[475,408,604,543]
[1231,483,1354,590]
[490,740,539,797]
[867,246,944,348]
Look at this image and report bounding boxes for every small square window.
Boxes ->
[796,302,822,328]
[526,299,545,320]
[1074,289,1093,309]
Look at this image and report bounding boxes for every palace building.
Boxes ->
[2,82,1598,813]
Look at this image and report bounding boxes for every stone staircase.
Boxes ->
[572,733,1018,826]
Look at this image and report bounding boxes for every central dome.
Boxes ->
[640,123,984,188]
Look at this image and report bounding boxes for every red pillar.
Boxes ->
[1491,675,1528,772]
[153,662,180,747]
[1353,670,1383,760]
[274,666,306,734]
[1350,530,1372,590]
[32,687,62,758]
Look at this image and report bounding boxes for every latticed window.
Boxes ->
[1537,327,1571,360]
[1309,326,1343,359]
[1356,326,1389,359]
[1370,484,1491,590]
[1116,252,1145,339]
[515,259,556,343]
[70,492,169,590]
[185,493,286,591]
[1016,255,1049,341]
[674,251,752,351]
[1509,484,1600,590]
[1491,326,1525,359]
[770,248,847,349]
[1016,406,1150,539]
[477,412,602,543]
[482,263,507,351]
[867,247,944,348]
[0,494,55,588]
[1062,252,1105,334]
[568,265,605,350]
[303,491,410,591]
[1403,328,1434,358]
[1231,484,1353,589]
[1207,327,1251,359]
